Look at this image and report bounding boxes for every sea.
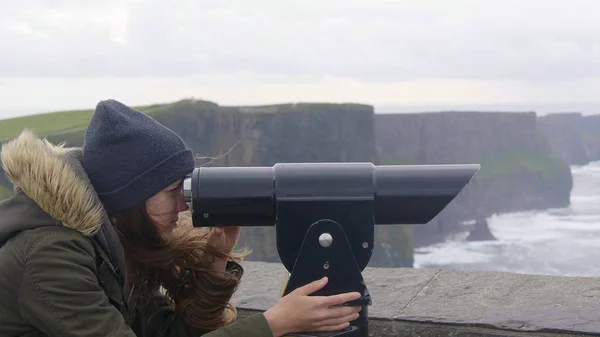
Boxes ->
[414,160,600,277]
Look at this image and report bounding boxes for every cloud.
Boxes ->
[1,0,599,82]
[1,0,599,119]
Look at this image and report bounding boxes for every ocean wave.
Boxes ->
[413,161,600,277]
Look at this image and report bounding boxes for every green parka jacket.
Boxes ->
[0,131,274,337]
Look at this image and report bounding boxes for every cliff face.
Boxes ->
[537,112,600,166]
[537,113,589,166]
[151,101,378,166]
[581,115,600,162]
[377,112,539,164]
[376,111,573,247]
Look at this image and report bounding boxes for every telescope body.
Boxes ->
[183,162,480,337]
[186,162,480,226]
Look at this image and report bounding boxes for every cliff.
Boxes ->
[233,261,600,336]
[0,102,577,267]
[375,111,573,247]
[0,99,414,268]
[537,112,600,166]
[581,114,600,162]
[148,100,378,166]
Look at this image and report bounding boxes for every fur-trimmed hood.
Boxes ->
[0,130,124,278]
[0,130,105,239]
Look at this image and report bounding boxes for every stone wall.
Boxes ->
[233,261,600,336]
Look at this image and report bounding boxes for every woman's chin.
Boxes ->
[157,222,179,236]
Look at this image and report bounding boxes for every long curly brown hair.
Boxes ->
[109,203,251,330]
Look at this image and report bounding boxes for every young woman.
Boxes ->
[0,99,362,337]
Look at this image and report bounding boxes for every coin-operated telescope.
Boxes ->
[183,162,480,337]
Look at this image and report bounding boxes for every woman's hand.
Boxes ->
[206,226,241,272]
[263,277,363,337]
[207,226,240,255]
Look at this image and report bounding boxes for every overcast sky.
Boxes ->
[1,0,599,119]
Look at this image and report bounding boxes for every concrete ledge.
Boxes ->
[232,262,600,336]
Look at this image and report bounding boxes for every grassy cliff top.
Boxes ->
[235,102,373,114]
[381,148,569,181]
[0,99,372,142]
[377,110,537,117]
[0,108,95,141]
[477,148,568,179]
[0,104,160,141]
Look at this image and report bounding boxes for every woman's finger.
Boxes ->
[320,305,361,319]
[291,277,328,296]
[322,291,362,307]
[314,311,360,328]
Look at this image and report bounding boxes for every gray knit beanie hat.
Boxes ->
[82,99,195,213]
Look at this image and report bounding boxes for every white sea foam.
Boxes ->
[414,161,600,277]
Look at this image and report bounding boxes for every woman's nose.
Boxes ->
[178,195,190,212]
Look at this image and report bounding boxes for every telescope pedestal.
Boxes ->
[281,219,372,337]
[185,162,480,336]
